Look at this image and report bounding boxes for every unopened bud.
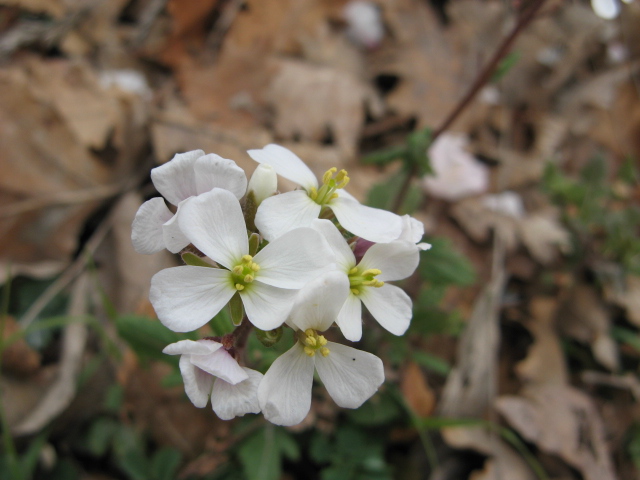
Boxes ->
[255,326,283,347]
[247,164,277,206]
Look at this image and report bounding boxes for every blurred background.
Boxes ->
[0,0,639,479]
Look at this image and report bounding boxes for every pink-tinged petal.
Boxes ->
[163,339,222,356]
[359,241,419,282]
[255,191,321,241]
[131,198,173,254]
[178,189,248,269]
[151,150,204,205]
[258,343,315,426]
[254,227,333,289]
[290,272,350,333]
[190,349,248,385]
[330,196,403,243]
[150,266,235,332]
[360,283,412,336]
[179,355,214,408]
[311,219,356,270]
[211,368,263,420]
[315,342,384,409]
[162,199,191,253]
[241,283,297,330]
[194,154,247,199]
[247,144,318,191]
[336,294,363,342]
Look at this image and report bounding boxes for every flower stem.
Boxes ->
[390,0,551,214]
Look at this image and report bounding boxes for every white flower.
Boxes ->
[163,339,263,420]
[423,133,489,201]
[399,215,432,251]
[343,0,384,49]
[591,0,633,19]
[246,163,278,206]
[248,144,403,243]
[258,272,385,426]
[150,188,334,332]
[131,150,247,254]
[312,219,419,341]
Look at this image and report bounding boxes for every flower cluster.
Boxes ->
[132,144,430,426]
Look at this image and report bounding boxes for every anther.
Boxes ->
[320,347,330,357]
[318,335,328,346]
[305,336,317,347]
[309,187,318,200]
[323,168,337,184]
[305,329,314,336]
[242,255,253,263]
[350,288,360,295]
[244,274,254,283]
[349,267,358,275]
[235,284,245,291]
[362,269,382,277]
[251,263,260,272]
[233,266,243,275]
[304,346,316,357]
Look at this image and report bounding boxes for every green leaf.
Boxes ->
[347,392,401,426]
[150,447,182,480]
[411,351,451,376]
[362,146,407,166]
[418,238,476,286]
[491,50,520,82]
[115,315,192,364]
[611,326,640,353]
[238,425,281,480]
[112,426,148,480]
[18,431,48,478]
[366,171,422,214]
[85,417,118,456]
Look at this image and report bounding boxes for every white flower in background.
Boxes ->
[248,144,403,243]
[482,191,525,219]
[163,339,262,420]
[343,0,385,49]
[131,150,247,255]
[423,133,489,201]
[312,219,419,341]
[258,272,385,426]
[150,188,333,332]
[591,0,634,19]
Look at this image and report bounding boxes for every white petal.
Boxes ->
[399,215,425,244]
[211,368,263,420]
[194,154,247,199]
[289,272,350,332]
[150,266,235,332]
[311,219,356,270]
[178,189,248,269]
[330,196,403,243]
[151,150,204,205]
[336,294,363,342]
[255,191,321,241]
[190,348,248,385]
[315,342,384,408]
[254,227,333,288]
[359,241,419,282]
[247,164,278,205]
[241,283,297,330]
[179,355,214,408]
[162,199,191,253]
[360,283,412,336]
[131,198,173,254]
[591,0,620,18]
[247,144,318,191]
[163,339,222,356]
[258,343,315,426]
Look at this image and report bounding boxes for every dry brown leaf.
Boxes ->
[1,315,41,377]
[266,58,381,158]
[558,284,619,371]
[400,362,436,418]
[518,210,571,264]
[516,297,568,385]
[442,427,537,480]
[605,274,640,327]
[496,385,617,480]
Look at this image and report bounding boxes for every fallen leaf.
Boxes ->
[400,362,436,418]
[496,384,617,480]
[518,210,571,264]
[1,315,41,377]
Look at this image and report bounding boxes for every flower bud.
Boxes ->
[255,326,283,347]
[247,164,277,206]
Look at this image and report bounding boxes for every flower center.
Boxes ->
[348,267,384,296]
[231,255,261,291]
[299,329,330,357]
[308,167,350,205]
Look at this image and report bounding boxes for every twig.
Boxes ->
[391,0,551,214]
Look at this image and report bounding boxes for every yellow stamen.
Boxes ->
[349,267,358,275]
[362,269,382,277]
[308,186,318,200]
[244,274,254,283]
[318,335,328,346]
[320,347,330,357]
[233,266,243,275]
[305,329,314,336]
[251,263,260,272]
[304,346,316,357]
[242,254,253,263]
[305,336,317,347]
[235,284,245,291]
[322,167,337,184]
[330,193,339,200]
[350,288,360,295]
